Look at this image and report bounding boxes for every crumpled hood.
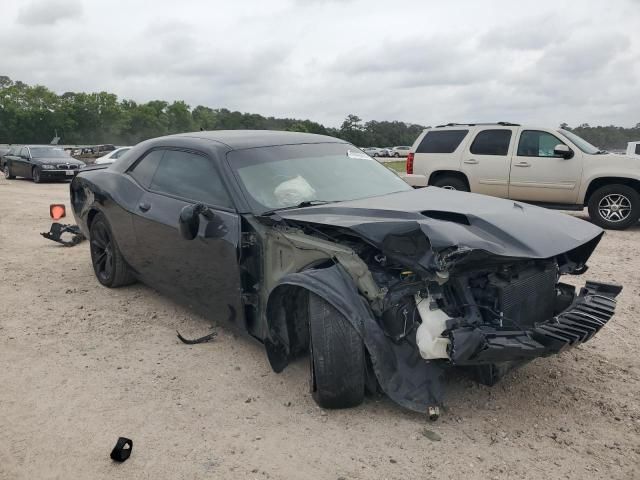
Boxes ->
[276,187,603,269]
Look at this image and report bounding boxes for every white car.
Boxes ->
[94,147,132,164]
[361,147,382,157]
[626,141,640,158]
[390,146,411,157]
[403,122,640,229]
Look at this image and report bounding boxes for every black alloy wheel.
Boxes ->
[90,220,115,285]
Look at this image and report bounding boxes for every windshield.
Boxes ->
[30,147,69,158]
[228,143,411,213]
[558,129,601,154]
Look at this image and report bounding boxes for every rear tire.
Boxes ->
[587,184,640,230]
[308,292,365,409]
[431,175,469,191]
[89,213,136,287]
[4,165,15,179]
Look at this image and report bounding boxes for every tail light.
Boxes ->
[406,152,414,174]
[50,204,66,220]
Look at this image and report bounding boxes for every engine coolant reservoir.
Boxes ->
[415,294,451,360]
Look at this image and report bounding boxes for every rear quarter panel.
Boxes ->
[411,129,469,184]
[71,168,143,261]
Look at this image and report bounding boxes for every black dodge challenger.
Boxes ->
[70,130,620,413]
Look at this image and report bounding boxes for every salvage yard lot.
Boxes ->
[0,178,639,480]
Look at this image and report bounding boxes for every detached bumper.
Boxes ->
[449,281,622,365]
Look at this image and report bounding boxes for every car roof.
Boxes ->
[170,130,347,150]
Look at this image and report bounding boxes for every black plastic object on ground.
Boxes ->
[110,437,133,462]
[41,223,85,246]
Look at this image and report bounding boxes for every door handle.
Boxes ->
[464,159,479,164]
[138,202,151,212]
[514,161,531,167]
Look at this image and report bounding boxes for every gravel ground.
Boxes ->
[1,178,639,480]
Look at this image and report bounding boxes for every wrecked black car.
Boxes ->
[70,130,620,414]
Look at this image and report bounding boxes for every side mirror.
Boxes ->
[179,203,224,240]
[554,144,573,159]
[179,204,203,240]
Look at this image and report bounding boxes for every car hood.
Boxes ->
[275,187,603,271]
[37,157,85,166]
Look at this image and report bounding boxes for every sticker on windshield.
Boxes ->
[347,149,372,160]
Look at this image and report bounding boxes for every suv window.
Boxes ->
[636,144,640,155]
[150,150,232,208]
[517,131,565,157]
[416,130,468,154]
[470,129,512,156]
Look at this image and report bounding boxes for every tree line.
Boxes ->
[0,76,638,149]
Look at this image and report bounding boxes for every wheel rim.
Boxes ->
[91,223,114,282]
[440,185,457,190]
[3,166,9,178]
[33,169,39,182]
[598,193,632,223]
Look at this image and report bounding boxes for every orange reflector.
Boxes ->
[50,204,66,220]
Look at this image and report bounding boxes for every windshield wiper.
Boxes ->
[260,200,335,216]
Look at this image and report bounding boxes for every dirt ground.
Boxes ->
[0,178,638,480]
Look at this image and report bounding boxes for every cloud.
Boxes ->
[17,0,83,26]
[1,0,639,128]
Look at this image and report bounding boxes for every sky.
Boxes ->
[1,0,639,128]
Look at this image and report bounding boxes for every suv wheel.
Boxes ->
[432,175,469,191]
[588,184,640,230]
[308,292,365,409]
[4,165,15,179]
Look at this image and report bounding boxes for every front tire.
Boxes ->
[4,165,15,179]
[32,167,42,183]
[431,175,469,191]
[588,184,640,230]
[393,152,400,158]
[89,213,136,287]
[308,293,365,409]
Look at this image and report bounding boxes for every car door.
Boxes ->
[128,148,245,328]
[508,129,583,204]
[16,147,31,177]
[460,127,515,198]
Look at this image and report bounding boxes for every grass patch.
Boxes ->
[384,160,406,172]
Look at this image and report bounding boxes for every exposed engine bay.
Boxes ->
[261,207,621,413]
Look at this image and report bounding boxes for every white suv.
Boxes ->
[404,122,640,229]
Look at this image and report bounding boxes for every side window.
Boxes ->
[635,144,640,155]
[469,129,512,156]
[20,147,29,158]
[517,131,565,157]
[128,150,164,188]
[150,150,233,208]
[416,130,468,154]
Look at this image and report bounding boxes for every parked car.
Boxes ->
[3,145,86,182]
[361,147,382,157]
[390,146,411,157]
[626,141,640,158]
[0,146,12,169]
[404,122,640,229]
[70,130,619,413]
[95,146,132,164]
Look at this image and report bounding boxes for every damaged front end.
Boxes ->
[264,192,621,414]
